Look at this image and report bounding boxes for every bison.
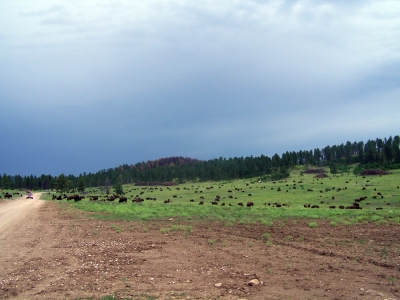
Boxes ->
[119,197,128,203]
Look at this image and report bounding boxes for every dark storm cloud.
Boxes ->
[0,1,399,176]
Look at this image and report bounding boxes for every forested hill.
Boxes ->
[128,157,201,170]
[2,136,400,191]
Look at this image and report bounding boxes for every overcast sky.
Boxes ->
[1,0,399,176]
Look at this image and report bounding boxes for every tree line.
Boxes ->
[1,135,399,191]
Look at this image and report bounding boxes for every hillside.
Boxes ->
[1,135,399,191]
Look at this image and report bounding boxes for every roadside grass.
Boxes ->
[39,167,400,225]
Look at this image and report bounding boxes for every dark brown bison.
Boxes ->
[119,196,127,203]
[74,195,84,201]
[246,201,254,207]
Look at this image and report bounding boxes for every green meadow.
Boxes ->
[40,167,400,225]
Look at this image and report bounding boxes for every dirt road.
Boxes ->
[0,193,46,297]
[0,195,399,299]
[0,193,44,240]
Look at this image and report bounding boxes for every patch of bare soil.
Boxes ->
[0,197,399,300]
[304,169,326,174]
[314,173,329,178]
[360,169,390,176]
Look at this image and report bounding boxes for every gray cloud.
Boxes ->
[0,1,399,176]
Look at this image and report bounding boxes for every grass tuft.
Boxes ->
[308,222,318,228]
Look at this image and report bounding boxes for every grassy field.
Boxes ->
[39,167,400,225]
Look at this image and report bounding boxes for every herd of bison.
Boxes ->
[29,169,397,214]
